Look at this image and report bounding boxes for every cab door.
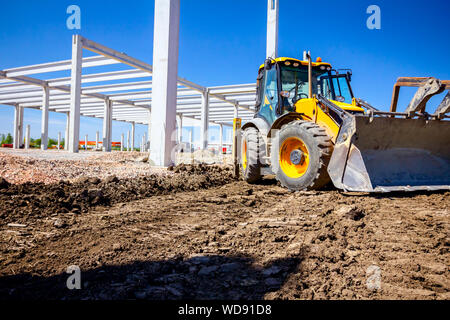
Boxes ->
[256,66,279,125]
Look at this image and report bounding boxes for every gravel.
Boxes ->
[0,149,167,185]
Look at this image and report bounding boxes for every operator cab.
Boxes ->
[255,57,357,124]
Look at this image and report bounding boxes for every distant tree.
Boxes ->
[34,138,41,148]
[4,133,13,144]
[48,138,58,147]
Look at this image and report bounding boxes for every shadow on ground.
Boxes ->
[0,253,305,300]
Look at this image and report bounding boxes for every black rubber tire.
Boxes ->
[240,127,262,183]
[271,120,332,191]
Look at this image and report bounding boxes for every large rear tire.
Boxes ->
[271,120,332,191]
[240,127,262,183]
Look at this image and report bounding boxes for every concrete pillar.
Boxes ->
[200,89,209,150]
[219,124,223,154]
[131,122,135,151]
[95,131,99,150]
[84,134,88,151]
[121,133,124,152]
[41,86,49,150]
[65,112,70,151]
[13,105,24,149]
[102,99,112,152]
[266,0,279,59]
[25,125,31,150]
[177,114,183,143]
[127,130,130,151]
[234,105,239,119]
[143,133,147,152]
[141,136,145,153]
[189,128,193,152]
[57,132,61,150]
[150,0,180,166]
[147,111,151,152]
[68,34,83,153]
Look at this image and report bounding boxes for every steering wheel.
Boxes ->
[290,92,309,104]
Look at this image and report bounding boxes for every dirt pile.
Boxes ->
[0,164,234,226]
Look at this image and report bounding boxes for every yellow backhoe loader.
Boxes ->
[238,53,450,192]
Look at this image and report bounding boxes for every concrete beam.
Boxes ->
[41,86,49,150]
[266,0,279,59]
[68,35,83,153]
[150,0,180,166]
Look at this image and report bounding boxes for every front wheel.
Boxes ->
[271,121,332,191]
[240,127,262,183]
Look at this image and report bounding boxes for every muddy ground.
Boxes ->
[0,165,448,300]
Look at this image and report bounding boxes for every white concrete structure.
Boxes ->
[177,114,183,143]
[13,105,23,149]
[143,132,147,152]
[150,0,180,166]
[68,35,83,153]
[41,86,50,150]
[219,124,223,153]
[189,129,193,152]
[1,9,260,160]
[58,132,61,150]
[131,122,135,151]
[266,0,279,59]
[96,131,99,150]
[121,133,124,152]
[25,125,30,149]
[102,99,112,152]
[85,134,88,151]
[200,89,209,150]
[65,113,70,151]
[127,130,130,151]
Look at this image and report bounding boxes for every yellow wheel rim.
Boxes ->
[279,137,309,178]
[242,140,248,170]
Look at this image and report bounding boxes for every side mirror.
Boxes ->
[336,95,345,102]
[264,59,272,70]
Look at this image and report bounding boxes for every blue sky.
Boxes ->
[0,0,449,144]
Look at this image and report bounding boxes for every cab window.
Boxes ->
[258,67,279,124]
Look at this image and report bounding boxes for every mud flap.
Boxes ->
[328,116,450,192]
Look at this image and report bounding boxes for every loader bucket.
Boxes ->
[328,116,450,192]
